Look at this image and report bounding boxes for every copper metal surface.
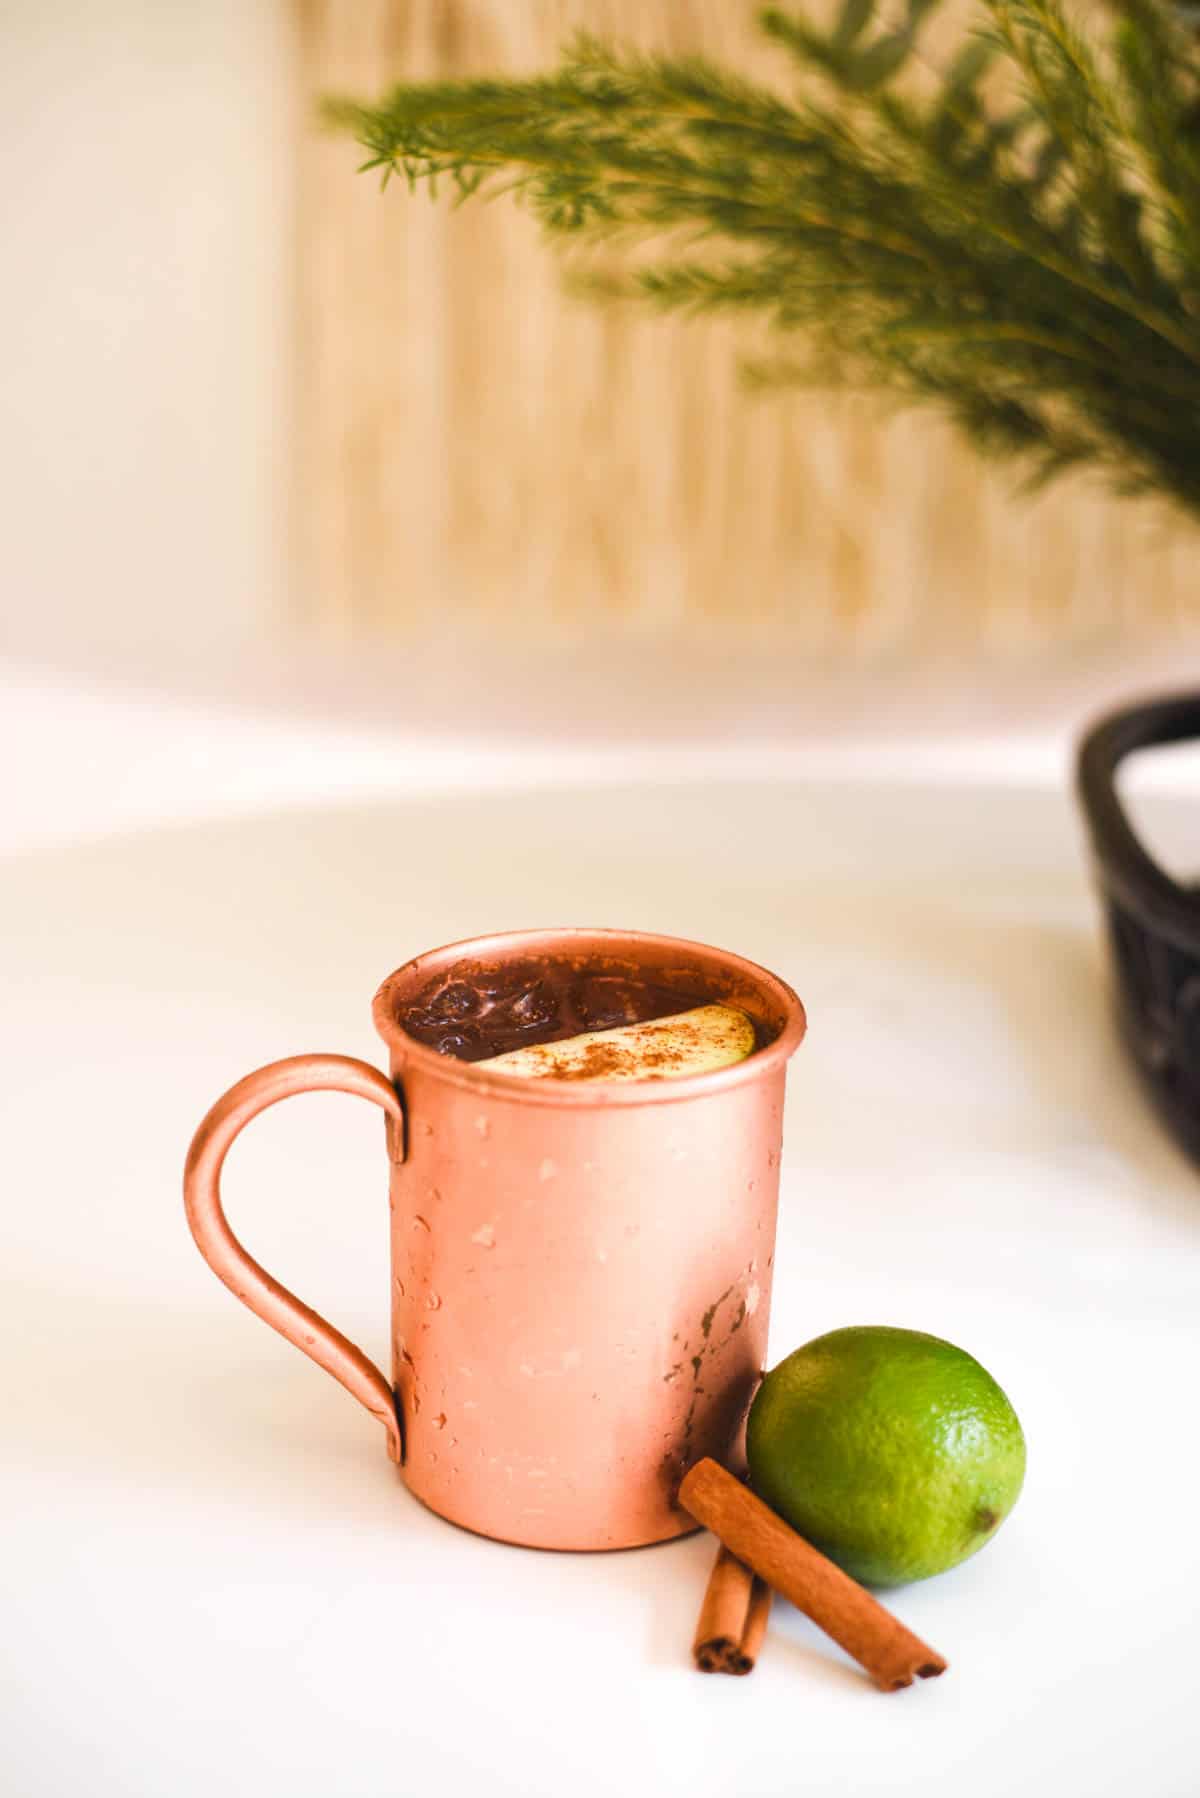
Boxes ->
[183,929,805,1550]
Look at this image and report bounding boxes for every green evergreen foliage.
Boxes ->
[328,2,1200,517]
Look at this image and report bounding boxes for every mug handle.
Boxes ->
[183,1054,406,1463]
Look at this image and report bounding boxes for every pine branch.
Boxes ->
[327,1,1200,524]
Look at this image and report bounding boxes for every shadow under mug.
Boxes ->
[183,927,806,1550]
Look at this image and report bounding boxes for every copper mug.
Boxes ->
[184,928,805,1551]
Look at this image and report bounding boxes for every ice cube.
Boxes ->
[506,981,559,1030]
[433,1026,484,1059]
[573,975,645,1030]
[426,982,480,1021]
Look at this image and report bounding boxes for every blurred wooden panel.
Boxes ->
[296,0,1199,652]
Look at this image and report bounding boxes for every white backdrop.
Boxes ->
[0,0,292,671]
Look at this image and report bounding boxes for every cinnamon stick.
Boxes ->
[738,1572,772,1672]
[679,1458,947,1692]
[693,1544,773,1674]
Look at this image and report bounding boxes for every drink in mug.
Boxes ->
[184,929,805,1550]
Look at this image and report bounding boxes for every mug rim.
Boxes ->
[372,926,806,1107]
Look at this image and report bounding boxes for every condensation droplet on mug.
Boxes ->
[519,1362,535,1378]
[471,1224,496,1249]
[412,1215,431,1233]
[474,1115,490,1138]
[426,1291,442,1311]
[427,1187,442,1204]
[538,1157,558,1182]
[419,1121,434,1137]
[393,1276,406,1298]
[431,1413,447,1431]
[746,1282,762,1316]
[595,1246,608,1263]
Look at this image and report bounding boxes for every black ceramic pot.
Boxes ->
[1077,693,1200,1166]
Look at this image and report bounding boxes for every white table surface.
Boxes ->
[4,693,1200,1797]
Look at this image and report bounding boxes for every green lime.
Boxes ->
[746,1325,1026,1587]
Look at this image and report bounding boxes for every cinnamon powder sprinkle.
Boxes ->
[482,1006,754,1083]
[525,1032,699,1080]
